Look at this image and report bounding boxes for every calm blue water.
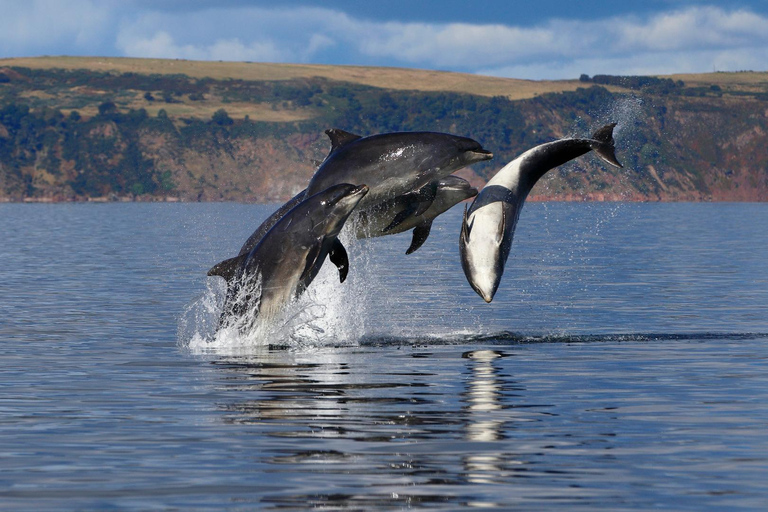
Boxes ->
[1,202,767,510]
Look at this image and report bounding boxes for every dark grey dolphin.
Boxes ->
[353,175,478,254]
[211,183,368,330]
[217,129,490,263]
[306,129,492,227]
[460,124,622,303]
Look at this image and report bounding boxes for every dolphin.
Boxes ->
[353,175,478,254]
[215,129,490,264]
[210,183,368,331]
[459,124,622,303]
[306,129,492,229]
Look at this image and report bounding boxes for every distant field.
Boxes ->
[2,56,607,100]
[4,57,767,99]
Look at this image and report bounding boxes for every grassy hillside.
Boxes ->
[1,56,767,202]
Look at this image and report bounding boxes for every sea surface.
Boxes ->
[1,201,767,510]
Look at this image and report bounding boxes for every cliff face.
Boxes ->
[1,62,767,202]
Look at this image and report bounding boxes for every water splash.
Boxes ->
[178,224,376,355]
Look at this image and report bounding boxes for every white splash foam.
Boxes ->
[178,224,374,356]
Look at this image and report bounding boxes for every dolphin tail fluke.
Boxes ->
[590,123,622,169]
[406,220,433,255]
[208,254,246,282]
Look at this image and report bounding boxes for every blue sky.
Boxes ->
[2,0,768,79]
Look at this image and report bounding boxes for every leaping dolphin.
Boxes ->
[459,124,622,303]
[306,129,492,227]
[210,183,368,331]
[213,129,491,265]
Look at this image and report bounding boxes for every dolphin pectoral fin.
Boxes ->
[325,128,363,153]
[207,254,246,282]
[328,238,350,283]
[590,123,623,168]
[496,206,507,245]
[412,180,438,217]
[299,238,324,284]
[412,197,434,217]
[460,204,471,244]
[383,203,418,232]
[406,221,433,255]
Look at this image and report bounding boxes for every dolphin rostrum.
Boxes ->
[459,124,622,303]
[210,183,368,331]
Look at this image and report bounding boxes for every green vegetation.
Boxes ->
[2,61,768,201]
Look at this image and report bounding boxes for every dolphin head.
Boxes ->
[310,183,369,237]
[459,203,506,303]
[425,175,478,217]
[436,175,478,202]
[450,135,493,168]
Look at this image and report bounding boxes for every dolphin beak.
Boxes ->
[467,149,493,163]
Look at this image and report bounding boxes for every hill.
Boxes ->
[1,56,767,202]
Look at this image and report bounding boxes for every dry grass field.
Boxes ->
[2,56,611,100]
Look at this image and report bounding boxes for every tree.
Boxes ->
[212,108,233,126]
[98,101,118,116]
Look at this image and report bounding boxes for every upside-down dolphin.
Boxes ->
[210,183,368,331]
[460,124,622,303]
[353,175,478,254]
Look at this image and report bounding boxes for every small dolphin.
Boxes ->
[306,129,492,228]
[210,184,368,330]
[460,124,622,303]
[354,175,478,254]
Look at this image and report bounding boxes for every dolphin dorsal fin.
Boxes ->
[325,129,362,153]
[207,254,247,282]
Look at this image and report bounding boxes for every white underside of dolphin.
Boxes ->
[460,124,623,303]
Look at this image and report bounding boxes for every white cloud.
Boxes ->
[2,2,768,79]
[0,0,113,56]
[114,7,348,63]
[353,6,768,75]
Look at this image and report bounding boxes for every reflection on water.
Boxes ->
[463,350,507,487]
[209,347,553,508]
[202,338,768,510]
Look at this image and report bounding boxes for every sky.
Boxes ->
[2,0,768,79]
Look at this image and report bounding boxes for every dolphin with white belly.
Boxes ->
[354,175,478,254]
[459,124,622,303]
[211,183,368,331]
